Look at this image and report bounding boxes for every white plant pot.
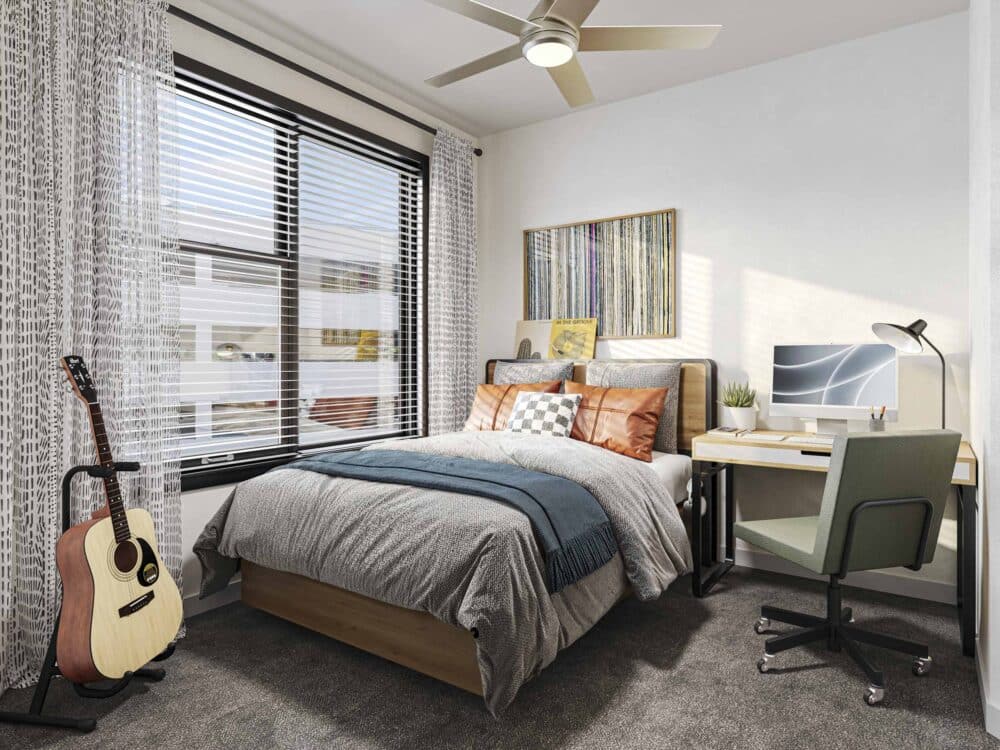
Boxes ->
[722,405,757,431]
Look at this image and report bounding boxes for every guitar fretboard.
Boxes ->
[87,402,131,543]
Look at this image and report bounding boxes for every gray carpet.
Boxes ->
[1,567,994,749]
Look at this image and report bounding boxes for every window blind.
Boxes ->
[162,67,424,475]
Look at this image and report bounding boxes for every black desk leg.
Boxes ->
[710,471,720,565]
[692,461,735,598]
[725,463,735,563]
[702,470,715,566]
[691,467,703,595]
[957,484,977,658]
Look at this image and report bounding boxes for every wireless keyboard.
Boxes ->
[794,435,836,446]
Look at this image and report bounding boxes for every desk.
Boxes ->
[689,430,978,657]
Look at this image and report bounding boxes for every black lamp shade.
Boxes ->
[872,319,926,354]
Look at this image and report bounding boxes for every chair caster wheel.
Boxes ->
[757,653,773,673]
[912,656,932,676]
[864,685,884,706]
[754,617,771,635]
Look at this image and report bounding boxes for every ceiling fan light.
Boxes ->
[525,40,573,67]
[522,27,578,68]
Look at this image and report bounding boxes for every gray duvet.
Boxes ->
[194,431,692,715]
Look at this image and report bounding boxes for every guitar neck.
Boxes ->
[86,402,131,542]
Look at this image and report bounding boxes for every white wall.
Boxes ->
[181,485,239,612]
[969,0,1000,737]
[169,1,474,612]
[478,14,970,598]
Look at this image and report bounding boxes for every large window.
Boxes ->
[163,62,425,485]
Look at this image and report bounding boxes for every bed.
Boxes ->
[195,358,716,714]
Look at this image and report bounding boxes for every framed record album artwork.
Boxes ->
[523,208,676,339]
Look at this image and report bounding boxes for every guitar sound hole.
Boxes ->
[114,541,138,573]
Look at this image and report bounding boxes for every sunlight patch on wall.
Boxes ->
[741,267,966,432]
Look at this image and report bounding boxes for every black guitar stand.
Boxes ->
[0,462,175,733]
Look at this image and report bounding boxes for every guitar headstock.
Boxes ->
[61,355,97,405]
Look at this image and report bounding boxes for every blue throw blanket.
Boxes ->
[289,449,618,593]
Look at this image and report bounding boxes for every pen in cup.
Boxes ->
[869,406,886,432]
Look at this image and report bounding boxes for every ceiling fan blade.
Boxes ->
[424,0,539,36]
[547,57,594,108]
[528,0,558,20]
[579,25,722,51]
[425,44,524,87]
[546,0,600,27]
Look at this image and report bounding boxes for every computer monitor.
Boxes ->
[770,344,898,421]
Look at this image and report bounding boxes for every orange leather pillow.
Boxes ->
[565,381,668,461]
[464,381,561,431]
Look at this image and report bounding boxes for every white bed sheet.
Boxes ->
[646,451,692,505]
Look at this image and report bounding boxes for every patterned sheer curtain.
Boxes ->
[0,0,180,693]
[428,130,479,434]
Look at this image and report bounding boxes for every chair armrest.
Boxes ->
[838,497,933,579]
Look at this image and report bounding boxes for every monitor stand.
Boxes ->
[803,418,849,436]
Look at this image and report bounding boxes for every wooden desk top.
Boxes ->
[691,430,977,487]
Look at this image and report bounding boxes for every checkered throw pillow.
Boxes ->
[506,392,582,437]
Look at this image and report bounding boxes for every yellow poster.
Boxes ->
[548,318,597,359]
[355,330,380,361]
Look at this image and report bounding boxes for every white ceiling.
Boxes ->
[202,0,968,136]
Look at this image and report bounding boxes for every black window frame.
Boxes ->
[172,55,429,491]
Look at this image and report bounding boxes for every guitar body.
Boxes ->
[56,508,182,684]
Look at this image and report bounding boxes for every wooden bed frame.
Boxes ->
[241,358,717,696]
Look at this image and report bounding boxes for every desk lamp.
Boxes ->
[871,319,945,429]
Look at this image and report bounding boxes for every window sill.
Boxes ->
[181,456,294,492]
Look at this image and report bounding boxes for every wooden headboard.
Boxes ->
[484,359,717,454]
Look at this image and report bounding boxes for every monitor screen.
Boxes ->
[770,344,898,420]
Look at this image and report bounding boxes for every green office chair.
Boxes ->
[735,430,961,706]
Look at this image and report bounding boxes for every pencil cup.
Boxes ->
[868,418,885,433]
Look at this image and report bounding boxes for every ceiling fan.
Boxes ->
[424,0,721,108]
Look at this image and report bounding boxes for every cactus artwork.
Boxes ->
[516,338,541,360]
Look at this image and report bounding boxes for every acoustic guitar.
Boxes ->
[56,355,182,684]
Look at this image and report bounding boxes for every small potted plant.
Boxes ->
[721,381,758,431]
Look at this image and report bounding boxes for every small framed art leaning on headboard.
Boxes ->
[485,358,717,453]
[523,208,676,340]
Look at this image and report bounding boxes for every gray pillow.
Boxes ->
[494,360,575,385]
[586,361,682,453]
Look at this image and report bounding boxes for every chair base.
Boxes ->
[753,577,931,706]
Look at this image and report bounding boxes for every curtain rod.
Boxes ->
[167,5,483,156]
